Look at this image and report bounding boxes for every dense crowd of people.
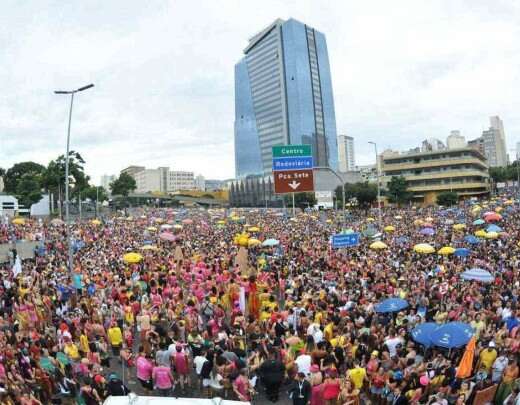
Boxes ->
[1,197,520,404]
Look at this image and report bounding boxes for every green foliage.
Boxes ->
[4,162,45,193]
[335,182,378,208]
[489,163,520,183]
[82,186,108,202]
[436,191,458,206]
[0,167,5,177]
[110,173,137,197]
[387,176,412,206]
[42,151,90,197]
[284,192,317,210]
[16,174,43,208]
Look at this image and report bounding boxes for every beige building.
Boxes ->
[446,130,466,149]
[381,147,489,205]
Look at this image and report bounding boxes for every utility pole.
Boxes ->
[369,141,382,230]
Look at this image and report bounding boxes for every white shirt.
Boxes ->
[295,354,312,376]
[193,355,207,375]
[385,336,403,357]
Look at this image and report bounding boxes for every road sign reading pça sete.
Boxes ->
[272,144,314,194]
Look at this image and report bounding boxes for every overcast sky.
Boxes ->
[1,0,519,183]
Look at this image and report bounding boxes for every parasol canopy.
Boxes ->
[262,238,280,247]
[438,246,455,255]
[123,252,143,264]
[453,223,466,231]
[375,298,409,313]
[413,243,435,254]
[429,322,474,349]
[420,227,435,236]
[384,225,395,232]
[159,232,177,242]
[461,268,494,283]
[370,241,388,250]
[12,218,25,225]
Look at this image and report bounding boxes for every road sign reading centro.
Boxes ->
[274,169,314,193]
[272,144,314,194]
[272,145,312,158]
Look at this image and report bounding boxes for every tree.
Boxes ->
[4,162,45,194]
[110,173,137,197]
[16,174,43,208]
[436,191,458,206]
[284,192,317,210]
[0,167,5,177]
[387,176,412,206]
[355,182,378,208]
[82,186,108,202]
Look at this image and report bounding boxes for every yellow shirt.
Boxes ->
[80,334,90,353]
[479,349,497,371]
[348,367,366,389]
[324,323,334,341]
[64,343,80,360]
[108,327,123,346]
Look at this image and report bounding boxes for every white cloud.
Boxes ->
[1,0,518,181]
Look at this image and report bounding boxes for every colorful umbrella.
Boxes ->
[474,229,487,238]
[461,268,494,283]
[370,241,388,250]
[411,322,437,348]
[90,219,102,226]
[159,232,176,242]
[420,227,435,236]
[438,246,455,255]
[472,219,485,225]
[375,298,409,313]
[413,243,435,254]
[453,223,466,231]
[384,226,395,233]
[454,248,471,257]
[486,224,502,233]
[429,322,474,349]
[247,238,261,247]
[123,252,143,264]
[248,226,260,232]
[140,245,158,251]
[485,231,499,239]
[464,235,480,245]
[262,238,280,247]
[484,212,502,222]
[181,219,193,225]
[12,218,25,225]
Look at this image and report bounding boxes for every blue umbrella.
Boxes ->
[375,298,409,313]
[411,322,437,348]
[461,268,494,283]
[429,322,474,349]
[454,248,471,257]
[464,235,480,245]
[395,236,409,244]
[486,224,502,233]
[262,238,280,247]
[420,227,435,236]
[473,219,485,226]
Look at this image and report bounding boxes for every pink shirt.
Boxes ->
[136,356,153,381]
[153,366,173,389]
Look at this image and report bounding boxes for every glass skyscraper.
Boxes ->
[234,18,338,178]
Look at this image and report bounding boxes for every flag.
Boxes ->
[12,256,22,278]
[456,335,476,379]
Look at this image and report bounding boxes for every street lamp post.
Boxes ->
[314,166,345,224]
[54,84,94,280]
[368,141,382,230]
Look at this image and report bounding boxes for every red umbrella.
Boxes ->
[159,232,177,242]
[484,212,502,222]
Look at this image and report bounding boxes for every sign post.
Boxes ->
[272,146,315,212]
[331,233,360,249]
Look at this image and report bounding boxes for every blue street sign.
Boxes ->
[272,156,313,171]
[332,233,360,248]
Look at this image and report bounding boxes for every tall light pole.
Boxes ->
[368,141,382,230]
[314,166,345,225]
[54,84,94,280]
[509,148,520,196]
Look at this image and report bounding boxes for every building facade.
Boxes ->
[134,167,169,194]
[381,147,489,205]
[446,131,466,149]
[234,18,338,178]
[100,174,116,192]
[205,179,225,191]
[338,135,355,172]
[168,171,195,192]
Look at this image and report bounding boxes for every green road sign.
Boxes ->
[272,144,312,158]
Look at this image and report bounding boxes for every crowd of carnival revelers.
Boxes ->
[1,196,520,404]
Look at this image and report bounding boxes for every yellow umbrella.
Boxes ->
[325,219,332,223]
[384,225,395,232]
[147,226,158,232]
[90,219,102,226]
[248,226,260,232]
[173,224,183,229]
[485,231,499,239]
[413,243,435,254]
[453,223,466,231]
[12,218,25,225]
[123,252,143,264]
[504,200,514,205]
[474,229,487,238]
[438,246,455,255]
[230,216,240,221]
[370,241,388,250]
[413,219,424,226]
[154,218,165,224]
[140,245,158,251]
[217,220,226,225]
[247,238,261,247]
[238,236,249,246]
[495,207,503,213]
[366,217,375,222]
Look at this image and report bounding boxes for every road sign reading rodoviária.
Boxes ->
[272,145,314,194]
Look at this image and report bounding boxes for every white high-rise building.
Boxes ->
[516,141,520,161]
[446,131,466,149]
[100,174,116,192]
[194,175,206,191]
[489,116,507,167]
[421,138,445,152]
[133,167,169,193]
[337,135,355,172]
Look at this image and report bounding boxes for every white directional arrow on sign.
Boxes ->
[288,181,300,190]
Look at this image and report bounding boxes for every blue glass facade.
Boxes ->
[234,18,338,178]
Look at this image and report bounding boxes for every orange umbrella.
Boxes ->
[455,336,476,379]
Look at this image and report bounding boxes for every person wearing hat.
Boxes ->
[477,341,497,374]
